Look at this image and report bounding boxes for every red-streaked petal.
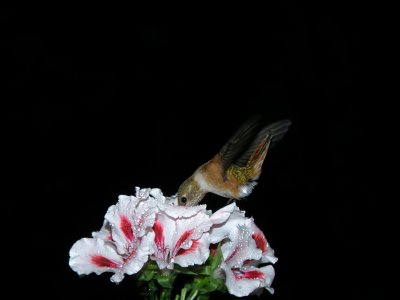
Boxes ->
[153,220,165,250]
[151,204,211,269]
[226,245,240,263]
[91,255,120,268]
[232,268,265,280]
[252,232,267,253]
[221,224,262,268]
[120,215,134,242]
[173,229,194,255]
[221,263,275,297]
[176,240,199,256]
[248,218,278,264]
[122,231,154,276]
[69,238,123,276]
[173,233,210,267]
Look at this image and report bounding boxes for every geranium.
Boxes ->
[218,221,276,297]
[69,189,157,283]
[69,187,277,299]
[210,203,277,296]
[151,203,212,269]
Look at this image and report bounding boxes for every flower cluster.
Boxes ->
[69,187,277,298]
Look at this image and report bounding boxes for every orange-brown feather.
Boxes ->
[201,155,243,199]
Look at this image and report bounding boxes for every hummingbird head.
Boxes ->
[177,176,206,206]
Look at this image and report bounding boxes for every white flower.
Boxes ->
[151,203,212,269]
[69,187,278,296]
[212,205,277,297]
[209,202,246,244]
[69,189,158,283]
[247,218,278,264]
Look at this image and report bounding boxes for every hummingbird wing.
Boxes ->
[233,119,292,168]
[219,115,262,174]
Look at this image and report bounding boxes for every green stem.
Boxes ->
[149,280,157,300]
[186,275,215,300]
[180,287,187,300]
[188,289,198,300]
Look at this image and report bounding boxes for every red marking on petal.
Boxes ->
[120,216,134,242]
[107,234,113,241]
[232,268,265,280]
[242,270,265,279]
[153,220,164,249]
[91,255,119,268]
[173,229,194,255]
[252,232,267,253]
[177,240,199,256]
[226,246,239,262]
[243,259,254,265]
[123,248,137,263]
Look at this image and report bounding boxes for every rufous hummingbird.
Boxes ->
[177,116,291,206]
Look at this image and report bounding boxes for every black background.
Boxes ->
[4,3,384,300]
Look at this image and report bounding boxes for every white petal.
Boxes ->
[259,265,276,294]
[123,232,154,275]
[92,220,112,240]
[154,213,176,250]
[210,203,240,225]
[110,272,125,283]
[174,233,210,267]
[222,224,262,268]
[105,197,136,254]
[150,188,166,202]
[222,263,273,297]
[151,205,211,269]
[157,202,207,219]
[173,211,212,249]
[165,194,178,205]
[69,238,123,276]
[151,214,176,268]
[151,257,172,270]
[135,187,151,200]
[247,218,278,264]
[262,245,278,264]
[132,199,157,237]
[209,207,246,244]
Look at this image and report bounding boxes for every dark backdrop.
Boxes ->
[4,3,383,300]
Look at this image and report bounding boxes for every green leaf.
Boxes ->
[210,244,224,270]
[137,270,156,281]
[174,265,201,276]
[199,278,227,294]
[136,261,160,282]
[155,272,177,289]
[195,243,224,276]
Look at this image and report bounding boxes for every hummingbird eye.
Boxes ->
[181,197,187,204]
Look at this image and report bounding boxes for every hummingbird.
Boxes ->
[177,116,291,206]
